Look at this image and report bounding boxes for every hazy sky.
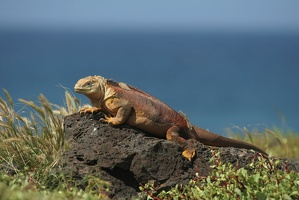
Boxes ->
[1,0,299,31]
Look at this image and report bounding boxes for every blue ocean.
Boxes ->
[0,29,298,135]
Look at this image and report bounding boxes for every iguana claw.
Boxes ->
[79,107,101,115]
[100,113,116,124]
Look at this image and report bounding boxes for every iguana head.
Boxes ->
[75,76,102,93]
[74,75,107,99]
[75,75,116,105]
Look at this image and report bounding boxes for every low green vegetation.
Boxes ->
[0,89,298,199]
[140,152,299,199]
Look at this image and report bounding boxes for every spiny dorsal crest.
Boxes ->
[178,111,193,130]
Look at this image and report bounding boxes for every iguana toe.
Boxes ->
[182,148,196,161]
[100,114,119,125]
[79,107,101,115]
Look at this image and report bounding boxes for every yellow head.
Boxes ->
[74,75,116,105]
[74,76,105,94]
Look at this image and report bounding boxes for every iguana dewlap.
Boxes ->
[74,75,267,160]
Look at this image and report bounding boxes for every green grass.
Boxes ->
[0,89,298,199]
[226,126,299,159]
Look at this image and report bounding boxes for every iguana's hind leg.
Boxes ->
[166,126,196,161]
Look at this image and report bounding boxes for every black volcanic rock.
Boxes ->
[62,112,296,199]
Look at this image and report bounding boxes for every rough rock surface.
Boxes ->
[62,112,296,199]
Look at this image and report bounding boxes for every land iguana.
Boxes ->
[74,75,267,161]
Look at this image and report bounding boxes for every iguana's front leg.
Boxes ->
[166,126,196,161]
[101,97,132,125]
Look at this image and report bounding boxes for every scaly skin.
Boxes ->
[74,75,267,160]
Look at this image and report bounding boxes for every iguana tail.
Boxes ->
[192,125,267,155]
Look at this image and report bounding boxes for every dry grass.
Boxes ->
[0,89,80,175]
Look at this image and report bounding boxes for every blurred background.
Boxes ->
[0,1,298,135]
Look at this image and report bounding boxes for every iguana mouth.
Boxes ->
[74,86,91,93]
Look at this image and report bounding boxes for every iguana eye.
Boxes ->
[85,81,92,86]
